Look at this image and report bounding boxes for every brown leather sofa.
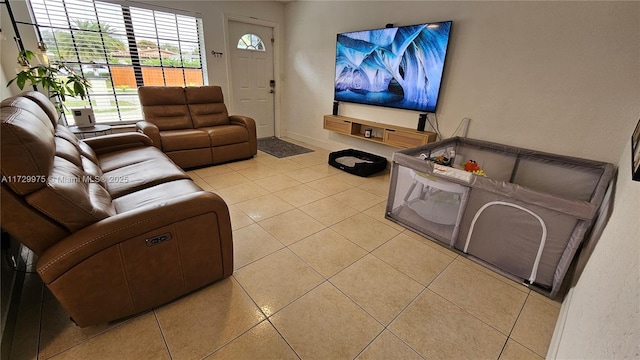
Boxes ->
[137,85,257,169]
[1,91,233,327]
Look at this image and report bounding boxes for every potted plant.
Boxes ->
[7,50,91,120]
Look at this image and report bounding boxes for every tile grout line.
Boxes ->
[265,315,302,360]
[152,310,173,360]
[502,293,550,359]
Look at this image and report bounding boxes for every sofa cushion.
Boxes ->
[165,148,213,169]
[97,146,169,172]
[202,125,249,146]
[55,123,100,165]
[1,100,55,195]
[160,129,210,152]
[55,137,83,167]
[185,86,230,127]
[55,125,79,144]
[25,156,116,232]
[82,157,104,181]
[55,128,103,175]
[138,86,193,131]
[79,141,100,164]
[113,179,202,213]
[188,103,230,127]
[185,85,225,104]
[102,157,190,198]
[142,105,193,131]
[21,91,59,127]
[2,96,55,133]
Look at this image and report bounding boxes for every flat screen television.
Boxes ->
[334,21,452,113]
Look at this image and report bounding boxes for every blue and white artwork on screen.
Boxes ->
[334,21,452,113]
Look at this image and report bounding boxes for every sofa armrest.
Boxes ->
[136,121,162,149]
[36,191,232,284]
[229,115,255,129]
[83,132,153,155]
[229,115,257,155]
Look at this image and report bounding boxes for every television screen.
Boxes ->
[334,21,452,113]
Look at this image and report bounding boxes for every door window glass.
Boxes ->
[237,33,266,51]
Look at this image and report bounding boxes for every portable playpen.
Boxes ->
[386,137,614,297]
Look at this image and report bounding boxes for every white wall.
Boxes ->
[0,61,8,101]
[1,0,40,99]
[0,5,8,101]
[548,139,640,359]
[282,1,640,164]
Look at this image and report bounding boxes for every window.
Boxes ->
[29,0,207,124]
[236,33,265,51]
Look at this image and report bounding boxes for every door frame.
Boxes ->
[223,14,281,138]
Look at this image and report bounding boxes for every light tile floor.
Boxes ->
[8,141,562,360]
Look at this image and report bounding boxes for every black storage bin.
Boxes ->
[329,149,387,177]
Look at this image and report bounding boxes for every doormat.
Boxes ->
[257,137,314,158]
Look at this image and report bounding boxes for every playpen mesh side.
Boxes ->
[512,157,604,201]
[388,165,469,244]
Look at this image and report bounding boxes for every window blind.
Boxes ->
[29,0,206,124]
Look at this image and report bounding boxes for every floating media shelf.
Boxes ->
[323,115,437,149]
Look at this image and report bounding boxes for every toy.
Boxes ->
[463,160,479,171]
[461,160,487,176]
[420,155,453,166]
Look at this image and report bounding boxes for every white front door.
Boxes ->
[229,21,275,139]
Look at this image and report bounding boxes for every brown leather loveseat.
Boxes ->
[1,92,233,327]
[137,85,257,169]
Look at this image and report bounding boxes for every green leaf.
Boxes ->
[73,82,86,98]
[23,50,35,61]
[41,77,51,90]
[16,73,28,89]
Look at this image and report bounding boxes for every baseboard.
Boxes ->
[282,130,348,152]
[284,130,400,163]
[546,287,574,359]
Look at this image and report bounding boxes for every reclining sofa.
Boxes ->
[1,92,233,327]
[137,85,257,169]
